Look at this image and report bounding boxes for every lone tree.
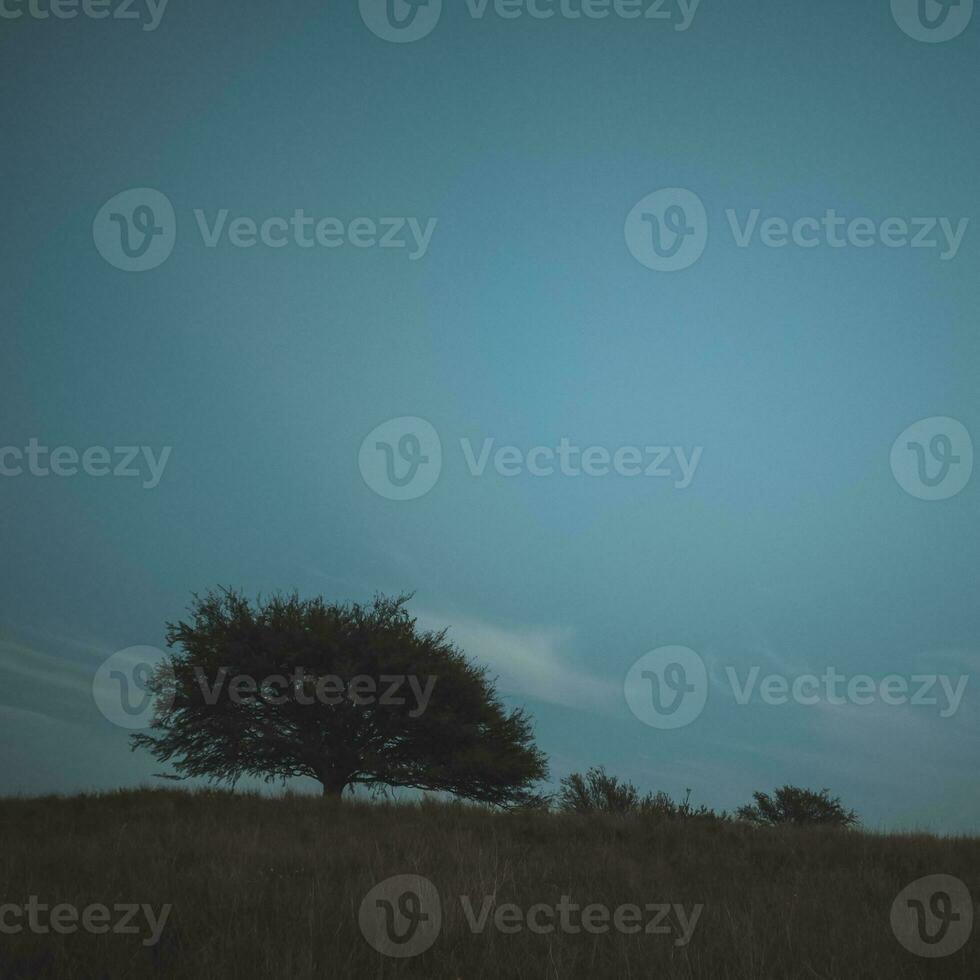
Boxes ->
[737,786,858,828]
[131,589,548,805]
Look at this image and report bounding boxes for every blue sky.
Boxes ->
[1,0,978,832]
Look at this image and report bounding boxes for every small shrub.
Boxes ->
[737,785,858,828]
[557,767,643,815]
[556,767,725,820]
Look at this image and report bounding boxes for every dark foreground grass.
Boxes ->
[0,788,976,979]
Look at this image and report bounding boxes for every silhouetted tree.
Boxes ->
[737,786,858,828]
[131,589,547,806]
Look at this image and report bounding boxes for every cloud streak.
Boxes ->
[415,609,617,713]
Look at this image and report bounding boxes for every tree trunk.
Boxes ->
[318,770,350,799]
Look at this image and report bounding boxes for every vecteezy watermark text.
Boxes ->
[193,668,437,718]
[93,188,438,272]
[458,0,700,28]
[358,875,703,959]
[724,210,969,259]
[192,210,437,259]
[358,417,703,500]
[358,0,700,43]
[458,894,702,943]
[724,666,968,718]
[460,438,702,485]
[0,898,171,947]
[625,188,971,272]
[626,647,971,729]
[0,0,168,30]
[0,439,171,489]
[92,647,440,731]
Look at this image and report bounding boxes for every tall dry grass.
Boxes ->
[0,788,975,978]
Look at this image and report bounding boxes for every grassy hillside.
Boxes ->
[0,788,976,978]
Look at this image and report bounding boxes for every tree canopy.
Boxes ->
[132,589,547,806]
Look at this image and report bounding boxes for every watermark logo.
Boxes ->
[890,417,973,501]
[359,417,443,501]
[92,646,174,730]
[359,0,442,42]
[359,875,442,958]
[93,188,176,272]
[890,875,973,957]
[624,646,708,729]
[625,188,708,272]
[891,0,973,42]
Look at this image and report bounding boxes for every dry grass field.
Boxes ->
[0,788,976,979]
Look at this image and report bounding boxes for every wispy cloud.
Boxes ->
[0,637,94,698]
[415,609,617,713]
